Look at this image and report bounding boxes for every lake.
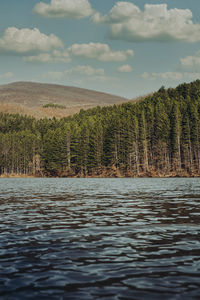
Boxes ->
[0,178,200,299]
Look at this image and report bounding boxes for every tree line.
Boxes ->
[0,80,200,177]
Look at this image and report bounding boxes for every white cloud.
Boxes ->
[0,27,63,54]
[92,2,200,42]
[68,42,134,62]
[43,65,105,80]
[0,72,14,79]
[23,42,134,64]
[88,75,115,82]
[92,2,140,24]
[24,53,53,63]
[23,50,71,63]
[183,72,200,80]
[141,72,183,80]
[180,51,200,72]
[117,64,132,73]
[157,72,183,80]
[43,71,64,80]
[66,65,105,76]
[141,71,200,81]
[141,72,150,80]
[34,0,93,19]
[65,65,116,82]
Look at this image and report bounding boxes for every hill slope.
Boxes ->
[0,81,128,118]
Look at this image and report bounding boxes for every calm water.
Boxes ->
[0,178,200,300]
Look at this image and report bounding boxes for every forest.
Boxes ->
[0,80,200,177]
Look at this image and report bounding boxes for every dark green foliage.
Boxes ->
[43,103,66,109]
[1,80,200,176]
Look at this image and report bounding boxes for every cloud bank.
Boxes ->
[92,2,200,42]
[68,42,134,62]
[0,28,133,65]
[23,50,71,63]
[180,51,200,71]
[66,65,104,76]
[141,72,183,80]
[141,71,200,81]
[117,64,132,73]
[34,0,93,19]
[43,65,105,81]
[0,72,14,79]
[23,42,133,63]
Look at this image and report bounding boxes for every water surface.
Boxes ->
[0,178,200,299]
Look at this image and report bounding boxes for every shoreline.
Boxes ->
[0,174,35,178]
[1,173,200,179]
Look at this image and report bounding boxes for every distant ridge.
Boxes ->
[0,81,128,118]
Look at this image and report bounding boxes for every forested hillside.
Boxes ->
[0,80,200,177]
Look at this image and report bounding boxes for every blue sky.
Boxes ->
[0,0,200,98]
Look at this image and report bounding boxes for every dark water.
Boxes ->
[0,178,200,300]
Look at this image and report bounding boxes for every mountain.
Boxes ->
[0,81,128,118]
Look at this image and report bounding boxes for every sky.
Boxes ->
[1,0,200,98]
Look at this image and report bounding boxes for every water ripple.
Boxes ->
[0,178,200,299]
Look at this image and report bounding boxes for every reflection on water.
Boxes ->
[0,178,200,299]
